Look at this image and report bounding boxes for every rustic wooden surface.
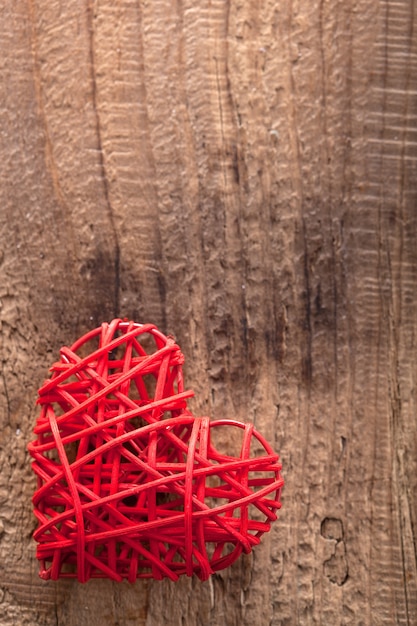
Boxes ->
[0,0,416,624]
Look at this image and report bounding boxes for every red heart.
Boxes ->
[28,320,283,582]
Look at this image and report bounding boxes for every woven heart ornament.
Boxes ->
[28,320,283,582]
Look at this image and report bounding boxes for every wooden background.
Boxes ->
[0,0,416,624]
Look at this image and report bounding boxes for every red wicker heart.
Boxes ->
[28,320,283,582]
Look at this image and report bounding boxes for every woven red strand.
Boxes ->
[28,319,283,582]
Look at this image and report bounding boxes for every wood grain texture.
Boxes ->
[0,0,416,624]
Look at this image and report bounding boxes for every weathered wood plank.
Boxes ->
[0,0,416,624]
